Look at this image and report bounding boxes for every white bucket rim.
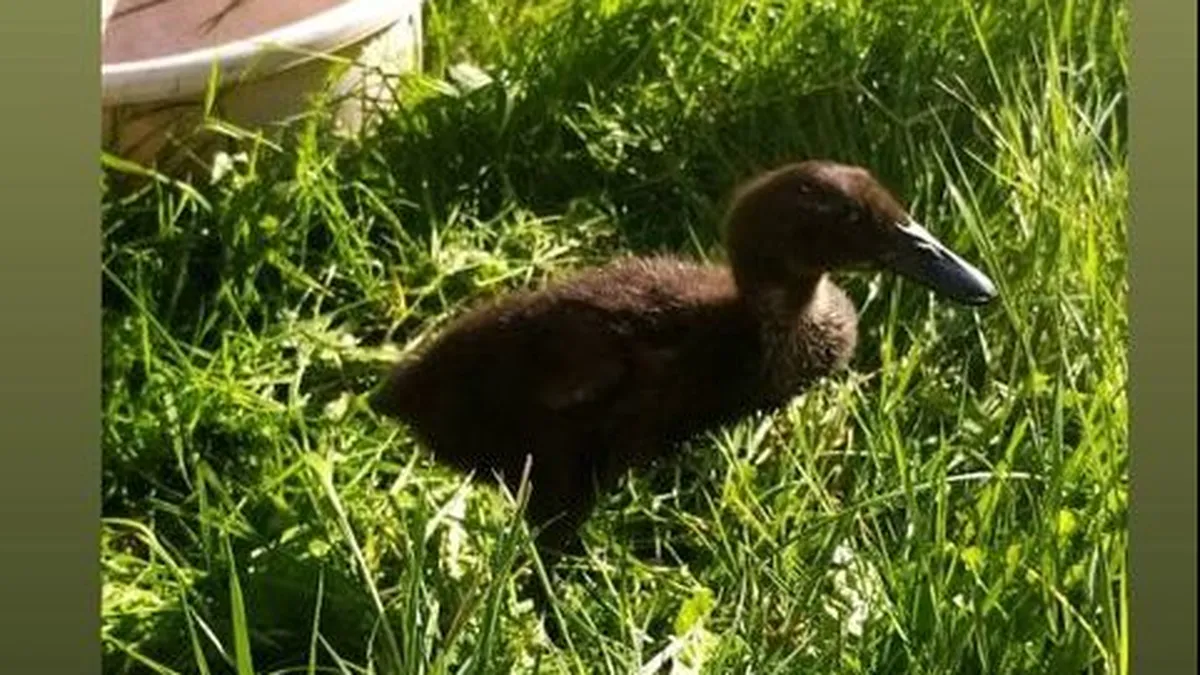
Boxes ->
[102,0,421,106]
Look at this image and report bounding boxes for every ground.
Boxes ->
[101,0,1128,672]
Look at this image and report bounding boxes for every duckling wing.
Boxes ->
[531,257,736,414]
[530,303,633,412]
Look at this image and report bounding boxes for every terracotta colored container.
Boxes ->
[102,0,422,172]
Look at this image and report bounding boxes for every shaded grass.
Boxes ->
[102,0,1128,672]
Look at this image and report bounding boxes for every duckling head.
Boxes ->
[724,160,997,306]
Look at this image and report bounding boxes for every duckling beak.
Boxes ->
[881,220,997,305]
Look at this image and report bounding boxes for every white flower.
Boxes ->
[824,539,887,638]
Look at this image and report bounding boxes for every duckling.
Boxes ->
[370,160,996,567]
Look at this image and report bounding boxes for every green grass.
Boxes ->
[100,0,1128,672]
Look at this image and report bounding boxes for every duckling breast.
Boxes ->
[809,277,859,371]
[756,276,859,398]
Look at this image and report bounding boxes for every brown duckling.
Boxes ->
[370,159,996,565]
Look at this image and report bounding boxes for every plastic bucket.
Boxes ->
[102,0,422,172]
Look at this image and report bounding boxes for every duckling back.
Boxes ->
[373,257,757,473]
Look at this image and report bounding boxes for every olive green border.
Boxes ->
[0,1,1192,673]
[0,1,100,672]
[1129,2,1198,673]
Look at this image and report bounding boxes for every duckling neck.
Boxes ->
[743,274,858,399]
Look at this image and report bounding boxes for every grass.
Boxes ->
[100,0,1129,672]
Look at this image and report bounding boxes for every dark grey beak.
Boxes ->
[881,220,997,305]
